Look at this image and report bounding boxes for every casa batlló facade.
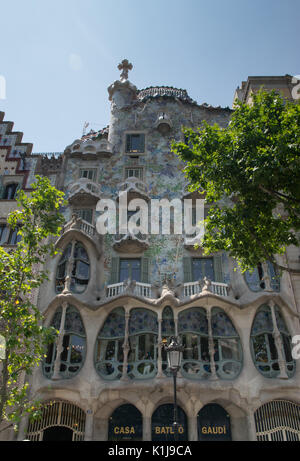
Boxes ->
[1,64,300,441]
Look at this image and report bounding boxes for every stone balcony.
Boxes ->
[118,177,150,202]
[105,278,230,303]
[106,281,152,299]
[65,137,113,159]
[67,178,102,205]
[57,215,102,257]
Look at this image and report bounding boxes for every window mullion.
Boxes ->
[207,307,217,380]
[52,302,68,380]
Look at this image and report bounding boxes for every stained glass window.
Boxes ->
[128,308,158,379]
[251,305,295,378]
[178,308,210,380]
[211,307,242,379]
[43,305,86,379]
[95,307,125,380]
[56,242,90,294]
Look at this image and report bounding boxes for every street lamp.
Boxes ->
[163,336,184,441]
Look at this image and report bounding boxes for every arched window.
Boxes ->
[211,307,242,379]
[56,241,90,294]
[108,404,143,441]
[161,306,175,376]
[95,307,125,380]
[128,308,158,379]
[255,400,300,441]
[43,305,86,379]
[178,307,210,379]
[3,183,19,200]
[251,305,295,378]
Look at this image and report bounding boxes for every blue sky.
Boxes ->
[1,0,299,152]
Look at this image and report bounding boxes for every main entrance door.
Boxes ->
[197,404,231,441]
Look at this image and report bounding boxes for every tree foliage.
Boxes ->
[0,176,65,429]
[172,90,300,273]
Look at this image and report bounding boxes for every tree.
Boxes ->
[0,176,65,432]
[171,90,300,274]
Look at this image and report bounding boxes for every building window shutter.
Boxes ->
[141,257,149,283]
[110,257,119,284]
[0,184,4,199]
[213,254,224,283]
[183,257,192,283]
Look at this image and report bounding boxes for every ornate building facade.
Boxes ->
[1,64,300,441]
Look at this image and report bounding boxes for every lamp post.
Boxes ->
[163,336,184,441]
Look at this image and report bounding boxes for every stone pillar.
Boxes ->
[157,317,163,378]
[246,408,257,441]
[143,416,152,441]
[84,410,94,441]
[52,302,68,380]
[270,300,288,379]
[188,415,198,441]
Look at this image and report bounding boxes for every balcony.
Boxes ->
[65,137,113,159]
[118,177,150,202]
[63,216,96,237]
[106,281,152,299]
[113,230,149,253]
[183,280,230,297]
[57,215,102,257]
[67,178,102,205]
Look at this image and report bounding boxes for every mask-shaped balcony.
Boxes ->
[118,177,150,202]
[67,178,102,206]
[57,214,102,258]
[113,230,149,253]
[64,137,113,159]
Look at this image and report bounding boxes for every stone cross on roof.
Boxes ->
[118,59,133,82]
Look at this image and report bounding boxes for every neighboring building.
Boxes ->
[233,74,296,105]
[2,64,300,441]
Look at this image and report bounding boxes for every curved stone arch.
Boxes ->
[244,294,298,319]
[195,397,247,420]
[26,399,86,441]
[94,393,146,420]
[147,392,190,420]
